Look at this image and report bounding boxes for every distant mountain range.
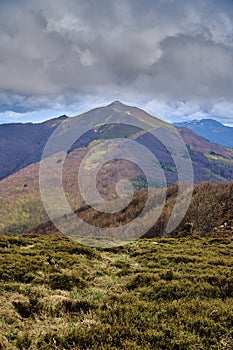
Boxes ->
[1,102,233,184]
[174,119,233,148]
[1,101,233,234]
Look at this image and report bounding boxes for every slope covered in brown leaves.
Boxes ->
[28,181,233,241]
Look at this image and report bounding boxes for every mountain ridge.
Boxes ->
[174,118,233,148]
[1,102,233,234]
[1,102,233,181]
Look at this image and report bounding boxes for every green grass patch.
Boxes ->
[0,235,232,349]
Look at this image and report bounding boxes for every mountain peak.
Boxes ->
[174,118,233,148]
[199,119,223,127]
[180,118,223,127]
[107,100,127,108]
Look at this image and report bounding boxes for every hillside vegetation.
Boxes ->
[0,234,232,349]
[1,102,233,235]
[29,181,233,241]
[0,116,68,180]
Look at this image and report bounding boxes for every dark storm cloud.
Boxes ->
[0,0,233,119]
[142,34,233,101]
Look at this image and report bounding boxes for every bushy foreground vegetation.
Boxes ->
[0,234,233,349]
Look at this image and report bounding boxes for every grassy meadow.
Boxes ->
[0,234,232,349]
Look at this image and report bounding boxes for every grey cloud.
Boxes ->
[142,34,233,101]
[0,0,232,115]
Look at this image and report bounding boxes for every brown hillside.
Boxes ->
[28,181,233,240]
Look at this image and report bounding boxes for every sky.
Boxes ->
[0,0,233,125]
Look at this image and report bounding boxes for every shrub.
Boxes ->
[48,272,87,291]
